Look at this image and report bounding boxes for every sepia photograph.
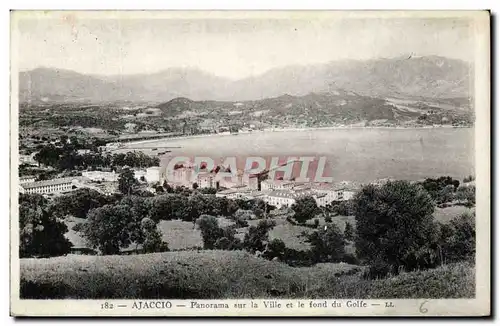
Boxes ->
[9,10,490,317]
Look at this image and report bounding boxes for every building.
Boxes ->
[19,153,37,166]
[310,182,359,203]
[260,180,295,191]
[165,166,193,187]
[146,167,161,184]
[20,177,87,195]
[19,175,36,184]
[196,171,216,188]
[77,149,92,155]
[134,170,147,182]
[265,190,297,209]
[82,170,118,182]
[215,186,267,201]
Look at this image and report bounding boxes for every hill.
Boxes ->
[20,250,474,299]
[19,56,472,104]
[155,90,473,127]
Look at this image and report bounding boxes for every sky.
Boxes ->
[13,12,476,79]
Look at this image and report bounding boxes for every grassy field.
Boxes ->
[20,250,474,299]
[434,205,474,223]
[65,205,469,254]
[157,220,203,250]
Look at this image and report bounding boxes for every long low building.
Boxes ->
[216,181,361,209]
[19,177,88,195]
[82,170,118,182]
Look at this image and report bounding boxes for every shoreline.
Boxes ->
[120,125,473,148]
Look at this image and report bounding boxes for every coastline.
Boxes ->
[120,124,473,148]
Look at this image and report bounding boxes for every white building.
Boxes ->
[310,182,359,203]
[134,170,147,182]
[146,167,161,184]
[260,180,295,191]
[19,153,37,166]
[82,171,118,182]
[215,186,267,201]
[265,190,297,209]
[20,177,87,195]
[19,175,36,184]
[166,166,193,187]
[196,172,216,188]
[77,149,92,155]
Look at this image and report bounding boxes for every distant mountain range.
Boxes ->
[19,56,473,104]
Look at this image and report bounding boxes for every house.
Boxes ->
[260,180,295,191]
[77,149,92,155]
[146,167,161,184]
[264,190,297,209]
[20,177,87,195]
[19,175,36,184]
[165,165,194,187]
[310,182,359,203]
[196,171,216,188]
[19,153,37,165]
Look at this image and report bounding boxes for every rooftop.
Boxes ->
[21,177,85,189]
[20,175,36,179]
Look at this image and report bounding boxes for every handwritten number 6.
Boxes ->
[419,301,429,314]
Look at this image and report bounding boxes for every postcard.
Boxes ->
[10,10,490,317]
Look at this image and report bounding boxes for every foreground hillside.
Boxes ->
[21,251,474,299]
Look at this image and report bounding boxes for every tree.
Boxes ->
[50,188,112,219]
[163,180,174,193]
[344,221,354,241]
[141,217,169,253]
[437,184,455,204]
[148,194,190,222]
[456,185,476,206]
[354,181,438,274]
[438,212,475,263]
[81,204,136,255]
[118,167,139,195]
[264,238,286,261]
[308,223,346,263]
[197,215,222,249]
[243,220,276,253]
[291,195,319,224]
[19,194,72,258]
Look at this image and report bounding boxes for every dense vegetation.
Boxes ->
[34,143,160,171]
[20,251,475,299]
[18,173,476,299]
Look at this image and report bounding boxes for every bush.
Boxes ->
[344,221,354,241]
[354,181,439,273]
[19,194,72,258]
[456,185,475,206]
[291,196,319,224]
[197,215,241,250]
[307,223,346,263]
[438,212,476,263]
[196,215,222,250]
[264,239,286,261]
[283,248,314,267]
[363,259,394,280]
[243,220,276,253]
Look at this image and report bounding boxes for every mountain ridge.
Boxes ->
[19,56,473,104]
